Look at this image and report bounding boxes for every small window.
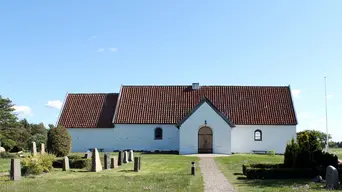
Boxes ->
[155,128,163,140]
[254,130,262,141]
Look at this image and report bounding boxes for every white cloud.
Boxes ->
[13,105,33,118]
[96,48,105,52]
[89,36,96,40]
[108,48,118,52]
[291,89,301,98]
[46,100,63,109]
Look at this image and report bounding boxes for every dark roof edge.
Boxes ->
[176,97,235,128]
[112,85,123,125]
[288,85,299,125]
[55,92,69,128]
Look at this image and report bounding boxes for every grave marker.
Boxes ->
[110,157,117,169]
[10,159,21,181]
[129,150,134,162]
[123,151,128,163]
[40,143,45,154]
[118,151,123,166]
[63,156,70,171]
[91,148,102,172]
[104,153,110,170]
[31,142,37,156]
[134,157,139,172]
[326,165,339,189]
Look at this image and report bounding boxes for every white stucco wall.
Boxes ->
[67,124,179,152]
[231,125,297,154]
[179,102,232,155]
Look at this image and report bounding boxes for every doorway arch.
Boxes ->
[198,126,213,153]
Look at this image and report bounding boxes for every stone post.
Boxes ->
[104,153,110,170]
[62,156,70,171]
[110,157,117,169]
[326,165,339,189]
[134,157,139,172]
[128,150,134,162]
[10,159,21,181]
[40,143,45,154]
[123,151,128,163]
[138,156,141,170]
[31,142,37,156]
[118,151,123,166]
[91,148,102,172]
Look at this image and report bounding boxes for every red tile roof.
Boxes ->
[58,93,119,128]
[113,85,297,125]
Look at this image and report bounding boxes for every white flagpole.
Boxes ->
[324,77,329,152]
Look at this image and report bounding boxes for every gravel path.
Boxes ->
[199,157,236,192]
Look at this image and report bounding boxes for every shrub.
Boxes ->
[0,152,18,159]
[267,150,275,156]
[284,138,300,168]
[68,154,83,160]
[21,154,56,175]
[47,125,72,157]
[245,167,315,179]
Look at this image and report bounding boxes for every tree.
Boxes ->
[47,125,71,157]
[0,95,18,128]
[28,133,47,151]
[297,130,331,149]
[1,127,31,151]
[30,123,47,135]
[1,138,16,151]
[48,124,55,129]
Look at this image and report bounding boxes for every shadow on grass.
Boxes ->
[118,170,135,173]
[233,173,244,176]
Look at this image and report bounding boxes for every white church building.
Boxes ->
[57,83,298,155]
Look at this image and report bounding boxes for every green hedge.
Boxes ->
[242,164,283,175]
[245,167,315,179]
[52,158,91,169]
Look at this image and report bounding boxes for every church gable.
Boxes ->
[176,97,235,128]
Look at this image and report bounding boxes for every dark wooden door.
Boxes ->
[198,127,213,153]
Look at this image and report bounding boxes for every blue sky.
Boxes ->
[0,1,341,140]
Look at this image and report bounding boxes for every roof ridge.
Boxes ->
[67,92,119,95]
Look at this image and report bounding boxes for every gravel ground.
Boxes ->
[199,157,236,192]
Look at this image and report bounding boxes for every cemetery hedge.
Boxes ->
[53,157,91,169]
[242,131,339,180]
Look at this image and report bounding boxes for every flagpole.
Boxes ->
[324,77,329,152]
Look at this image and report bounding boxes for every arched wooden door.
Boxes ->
[198,127,213,153]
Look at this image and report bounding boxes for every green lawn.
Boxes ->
[0,153,203,192]
[329,148,342,159]
[0,159,10,173]
[215,154,342,192]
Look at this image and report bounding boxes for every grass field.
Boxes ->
[0,153,203,192]
[329,148,342,159]
[0,159,10,173]
[215,154,342,192]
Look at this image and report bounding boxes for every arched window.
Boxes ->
[155,128,163,140]
[254,130,262,141]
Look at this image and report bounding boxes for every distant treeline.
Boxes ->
[329,141,342,148]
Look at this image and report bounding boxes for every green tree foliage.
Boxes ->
[1,127,31,151]
[0,95,18,128]
[297,130,331,149]
[1,138,16,151]
[47,125,71,157]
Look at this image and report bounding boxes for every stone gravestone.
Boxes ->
[128,150,134,162]
[31,142,37,156]
[134,157,139,172]
[326,165,339,189]
[10,159,21,181]
[118,151,123,166]
[91,148,102,172]
[40,143,45,154]
[110,157,117,169]
[85,151,91,159]
[123,151,128,163]
[62,156,70,171]
[104,153,110,170]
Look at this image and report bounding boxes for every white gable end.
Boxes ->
[179,101,232,154]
